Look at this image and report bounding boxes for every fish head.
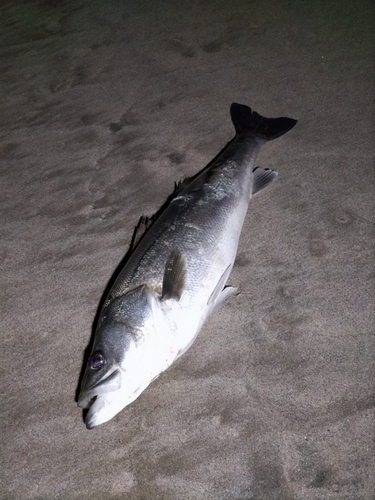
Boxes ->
[78,285,167,429]
[77,320,135,429]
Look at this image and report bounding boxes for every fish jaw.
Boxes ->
[78,360,166,429]
[77,362,149,429]
[82,393,123,430]
[77,367,122,409]
[82,382,143,429]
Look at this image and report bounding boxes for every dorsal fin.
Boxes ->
[130,215,154,251]
[161,249,186,301]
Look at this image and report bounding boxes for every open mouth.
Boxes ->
[77,392,94,409]
[78,368,122,409]
[78,376,155,429]
[84,394,109,429]
[85,395,97,411]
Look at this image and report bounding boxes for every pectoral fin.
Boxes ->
[161,249,187,301]
[207,265,236,316]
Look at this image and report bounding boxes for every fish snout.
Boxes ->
[77,368,122,409]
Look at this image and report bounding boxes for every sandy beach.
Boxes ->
[1,1,374,498]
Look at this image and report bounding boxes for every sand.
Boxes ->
[1,1,374,499]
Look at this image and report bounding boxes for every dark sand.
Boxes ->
[1,1,374,499]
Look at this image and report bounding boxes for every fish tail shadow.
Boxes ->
[230,103,297,141]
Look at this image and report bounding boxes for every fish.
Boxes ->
[77,103,297,428]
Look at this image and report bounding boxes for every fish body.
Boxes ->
[78,103,297,428]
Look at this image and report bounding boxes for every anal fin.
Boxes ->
[252,167,278,197]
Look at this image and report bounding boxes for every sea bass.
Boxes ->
[77,103,297,428]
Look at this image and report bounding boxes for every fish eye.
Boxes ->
[89,352,104,370]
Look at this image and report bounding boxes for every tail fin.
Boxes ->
[230,103,297,141]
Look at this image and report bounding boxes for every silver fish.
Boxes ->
[77,103,297,428]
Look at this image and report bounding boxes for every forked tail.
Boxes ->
[230,103,297,141]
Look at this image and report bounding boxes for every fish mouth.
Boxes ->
[78,373,151,429]
[83,383,146,429]
[84,394,112,429]
[77,368,122,409]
